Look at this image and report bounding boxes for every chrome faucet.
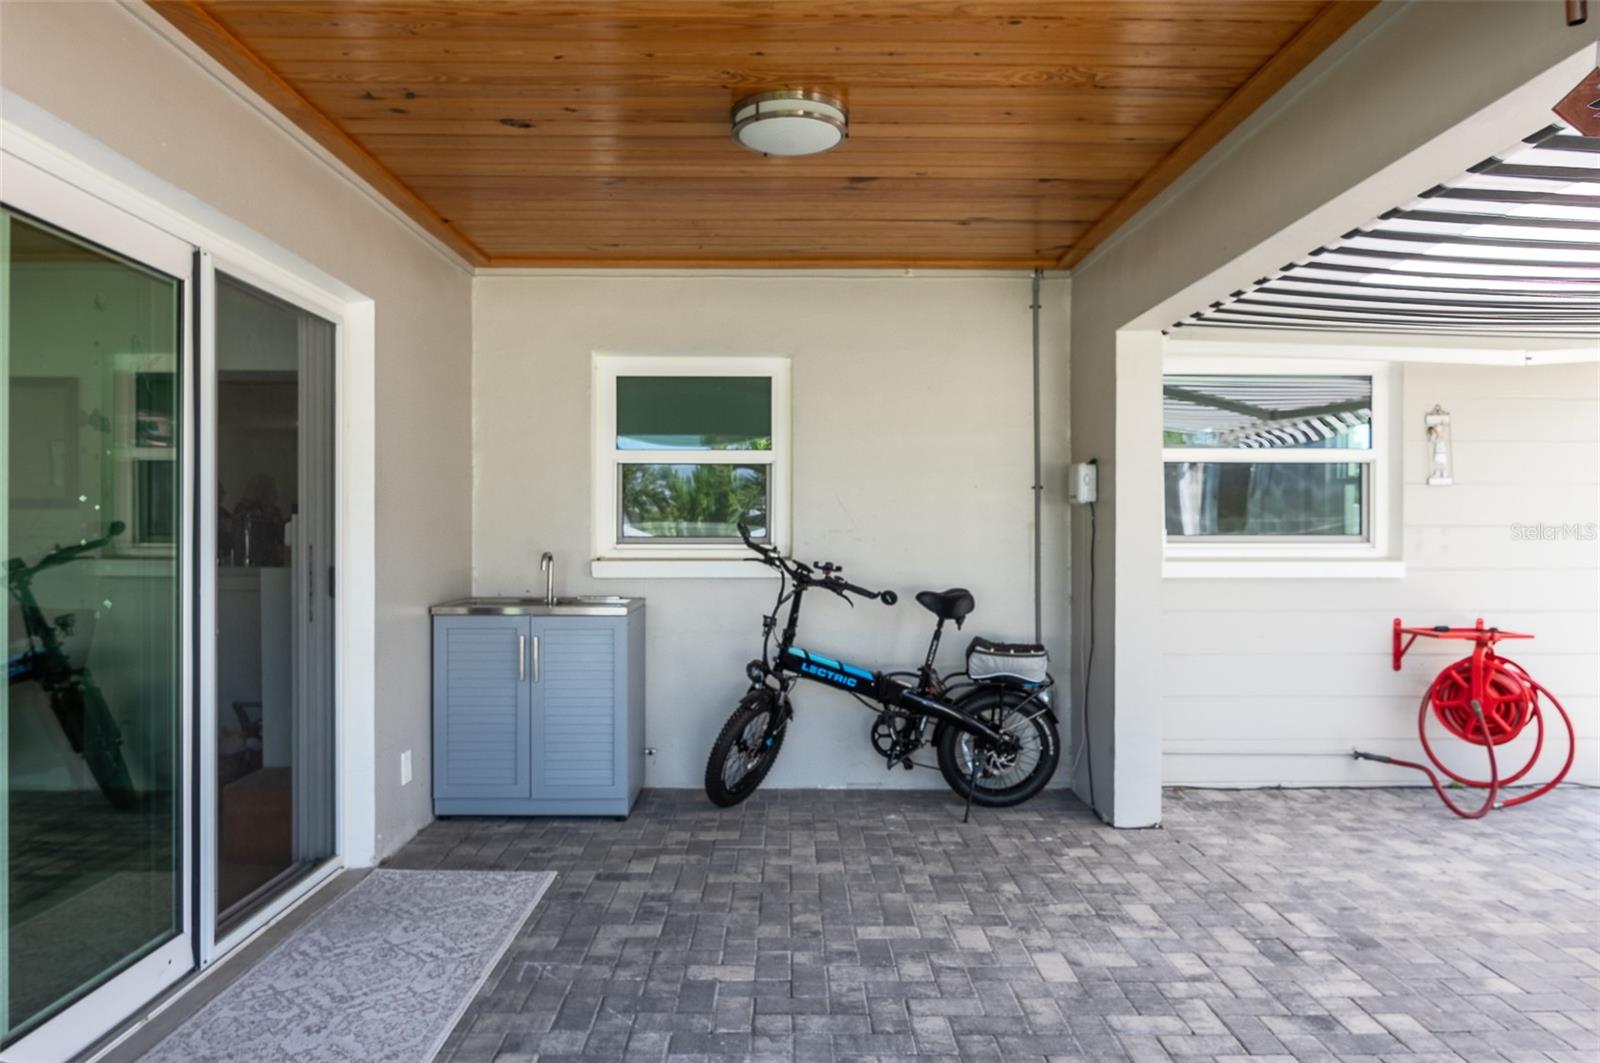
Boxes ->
[540,552,555,605]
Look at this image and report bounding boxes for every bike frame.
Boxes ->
[745,546,1029,749]
[6,524,136,806]
[8,527,120,688]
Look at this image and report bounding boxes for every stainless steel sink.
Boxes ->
[430,595,643,617]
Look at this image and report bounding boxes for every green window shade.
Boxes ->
[617,376,771,451]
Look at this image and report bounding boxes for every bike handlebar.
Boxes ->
[738,522,896,606]
[10,522,127,579]
[833,577,896,606]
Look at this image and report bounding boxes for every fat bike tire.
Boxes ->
[936,686,1059,808]
[704,690,787,807]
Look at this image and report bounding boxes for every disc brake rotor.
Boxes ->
[962,733,1022,777]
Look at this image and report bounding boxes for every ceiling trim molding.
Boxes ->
[480,256,1062,272]
[477,266,1069,279]
[140,0,489,267]
[1058,0,1381,270]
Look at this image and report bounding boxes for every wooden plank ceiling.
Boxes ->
[152,1,1376,269]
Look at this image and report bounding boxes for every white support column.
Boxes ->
[1110,330,1165,827]
[337,299,378,868]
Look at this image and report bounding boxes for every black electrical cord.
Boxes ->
[1081,498,1100,819]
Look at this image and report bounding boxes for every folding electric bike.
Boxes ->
[704,524,1060,809]
[7,521,138,809]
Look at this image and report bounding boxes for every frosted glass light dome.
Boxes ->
[731,92,848,156]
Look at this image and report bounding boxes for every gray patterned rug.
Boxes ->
[140,869,554,1063]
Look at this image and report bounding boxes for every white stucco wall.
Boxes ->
[0,0,474,858]
[1162,360,1600,786]
[1068,1,1600,824]
[472,272,1071,790]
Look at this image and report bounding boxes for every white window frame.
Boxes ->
[591,353,790,578]
[1161,357,1401,577]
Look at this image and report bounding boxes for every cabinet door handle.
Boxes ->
[518,634,527,682]
[530,635,541,684]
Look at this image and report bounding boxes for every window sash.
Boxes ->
[1161,447,1372,465]
[592,354,789,561]
[1160,357,1391,562]
[615,374,772,452]
[1164,461,1371,542]
[613,449,775,466]
[616,469,771,545]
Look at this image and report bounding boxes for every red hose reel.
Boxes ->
[1354,618,1575,818]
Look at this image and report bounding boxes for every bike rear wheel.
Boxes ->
[936,686,1059,807]
[704,690,787,807]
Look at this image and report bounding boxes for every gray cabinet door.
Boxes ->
[529,618,623,800]
[433,616,532,800]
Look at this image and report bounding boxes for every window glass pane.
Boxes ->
[1165,462,1366,537]
[134,374,176,449]
[214,273,337,932]
[1163,374,1372,449]
[617,376,771,450]
[5,211,183,1039]
[135,461,177,544]
[620,464,768,540]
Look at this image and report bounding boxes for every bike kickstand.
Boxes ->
[962,751,979,824]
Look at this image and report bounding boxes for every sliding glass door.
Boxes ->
[2,206,192,1046]
[211,272,336,933]
[2,148,344,1061]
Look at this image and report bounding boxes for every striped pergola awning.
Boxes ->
[1173,123,1600,338]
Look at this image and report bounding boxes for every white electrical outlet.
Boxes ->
[400,749,413,786]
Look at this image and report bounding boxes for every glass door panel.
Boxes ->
[3,209,185,1041]
[213,273,334,930]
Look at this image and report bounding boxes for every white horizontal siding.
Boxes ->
[1160,607,1600,655]
[1163,360,1600,787]
[1398,399,1600,443]
[1402,525,1599,570]
[1163,651,1597,700]
[1164,567,1598,612]
[1399,439,1599,485]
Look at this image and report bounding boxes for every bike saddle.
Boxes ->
[915,588,975,627]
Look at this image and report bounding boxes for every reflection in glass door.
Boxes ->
[2,209,186,1041]
[213,273,335,930]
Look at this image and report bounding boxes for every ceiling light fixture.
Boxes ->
[731,91,848,156]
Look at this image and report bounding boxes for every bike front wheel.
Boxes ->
[704,690,788,807]
[936,686,1059,807]
[62,683,139,810]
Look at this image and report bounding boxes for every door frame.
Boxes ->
[1,150,198,1063]
[1,98,380,1061]
[196,252,347,966]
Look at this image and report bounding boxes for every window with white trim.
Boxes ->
[592,355,790,568]
[1162,361,1389,560]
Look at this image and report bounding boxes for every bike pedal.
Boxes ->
[900,758,913,770]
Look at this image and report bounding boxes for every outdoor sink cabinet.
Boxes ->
[429,597,646,817]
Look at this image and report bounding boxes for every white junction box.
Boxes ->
[1068,461,1098,504]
